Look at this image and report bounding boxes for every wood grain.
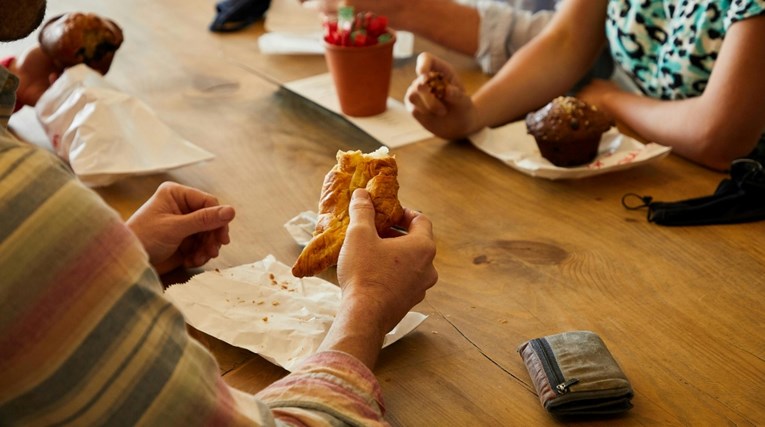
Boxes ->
[3,0,764,425]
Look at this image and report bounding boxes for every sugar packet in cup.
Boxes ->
[35,64,214,187]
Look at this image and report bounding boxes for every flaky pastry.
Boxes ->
[292,148,404,278]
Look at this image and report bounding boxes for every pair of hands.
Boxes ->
[405,52,624,140]
[128,181,437,368]
[127,183,438,333]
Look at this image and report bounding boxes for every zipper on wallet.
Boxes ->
[530,338,580,395]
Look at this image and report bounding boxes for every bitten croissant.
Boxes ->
[292,148,404,278]
[38,12,124,75]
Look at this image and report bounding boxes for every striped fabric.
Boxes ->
[0,67,387,426]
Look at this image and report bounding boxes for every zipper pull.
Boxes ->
[556,378,580,394]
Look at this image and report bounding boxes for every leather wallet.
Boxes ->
[517,330,634,417]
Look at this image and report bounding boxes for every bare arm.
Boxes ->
[472,0,609,128]
[405,0,608,139]
[586,15,765,171]
[318,189,438,368]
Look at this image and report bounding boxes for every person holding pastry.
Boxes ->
[405,0,765,171]
[1,11,123,111]
[1,1,438,424]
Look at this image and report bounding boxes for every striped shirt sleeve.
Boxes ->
[0,67,388,426]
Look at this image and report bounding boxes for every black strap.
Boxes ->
[622,159,765,226]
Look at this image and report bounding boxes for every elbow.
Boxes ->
[690,124,762,171]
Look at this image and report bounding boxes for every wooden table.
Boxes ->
[4,0,764,425]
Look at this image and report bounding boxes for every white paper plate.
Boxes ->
[470,120,671,180]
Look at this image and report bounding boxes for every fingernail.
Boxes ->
[218,206,235,221]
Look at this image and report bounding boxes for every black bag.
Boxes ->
[622,159,765,226]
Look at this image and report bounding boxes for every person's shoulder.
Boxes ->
[0,131,72,183]
[726,0,765,26]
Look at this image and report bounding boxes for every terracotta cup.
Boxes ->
[324,34,396,117]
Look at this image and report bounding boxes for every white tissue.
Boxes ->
[35,65,214,187]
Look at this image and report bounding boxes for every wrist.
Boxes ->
[599,87,625,122]
[340,289,392,337]
[319,296,388,368]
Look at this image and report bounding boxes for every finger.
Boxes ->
[347,188,378,237]
[395,207,420,230]
[404,84,424,113]
[417,52,458,83]
[441,84,465,107]
[186,253,210,269]
[416,77,447,115]
[415,52,434,76]
[430,56,460,87]
[203,238,221,259]
[176,205,236,237]
[183,235,213,268]
[163,181,220,212]
[404,210,434,240]
[215,223,231,245]
[406,80,446,116]
[379,225,408,238]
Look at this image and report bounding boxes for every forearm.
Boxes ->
[472,0,608,129]
[351,0,479,56]
[604,16,765,171]
[317,296,388,369]
[602,91,762,171]
[472,33,601,129]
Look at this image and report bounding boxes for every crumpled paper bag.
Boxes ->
[164,255,428,372]
[35,64,214,187]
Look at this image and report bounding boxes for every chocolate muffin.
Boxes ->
[38,12,124,75]
[525,96,613,167]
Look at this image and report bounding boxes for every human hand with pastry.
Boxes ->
[319,188,438,368]
[126,182,236,275]
[3,12,123,110]
[405,52,482,140]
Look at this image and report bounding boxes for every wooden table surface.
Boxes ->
[4,0,765,425]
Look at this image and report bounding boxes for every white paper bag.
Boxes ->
[165,255,428,371]
[35,65,214,187]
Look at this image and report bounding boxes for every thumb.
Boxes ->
[415,52,433,76]
[347,188,377,235]
[176,205,235,236]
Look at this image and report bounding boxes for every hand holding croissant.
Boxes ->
[292,148,404,277]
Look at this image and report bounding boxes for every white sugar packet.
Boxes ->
[165,255,427,372]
